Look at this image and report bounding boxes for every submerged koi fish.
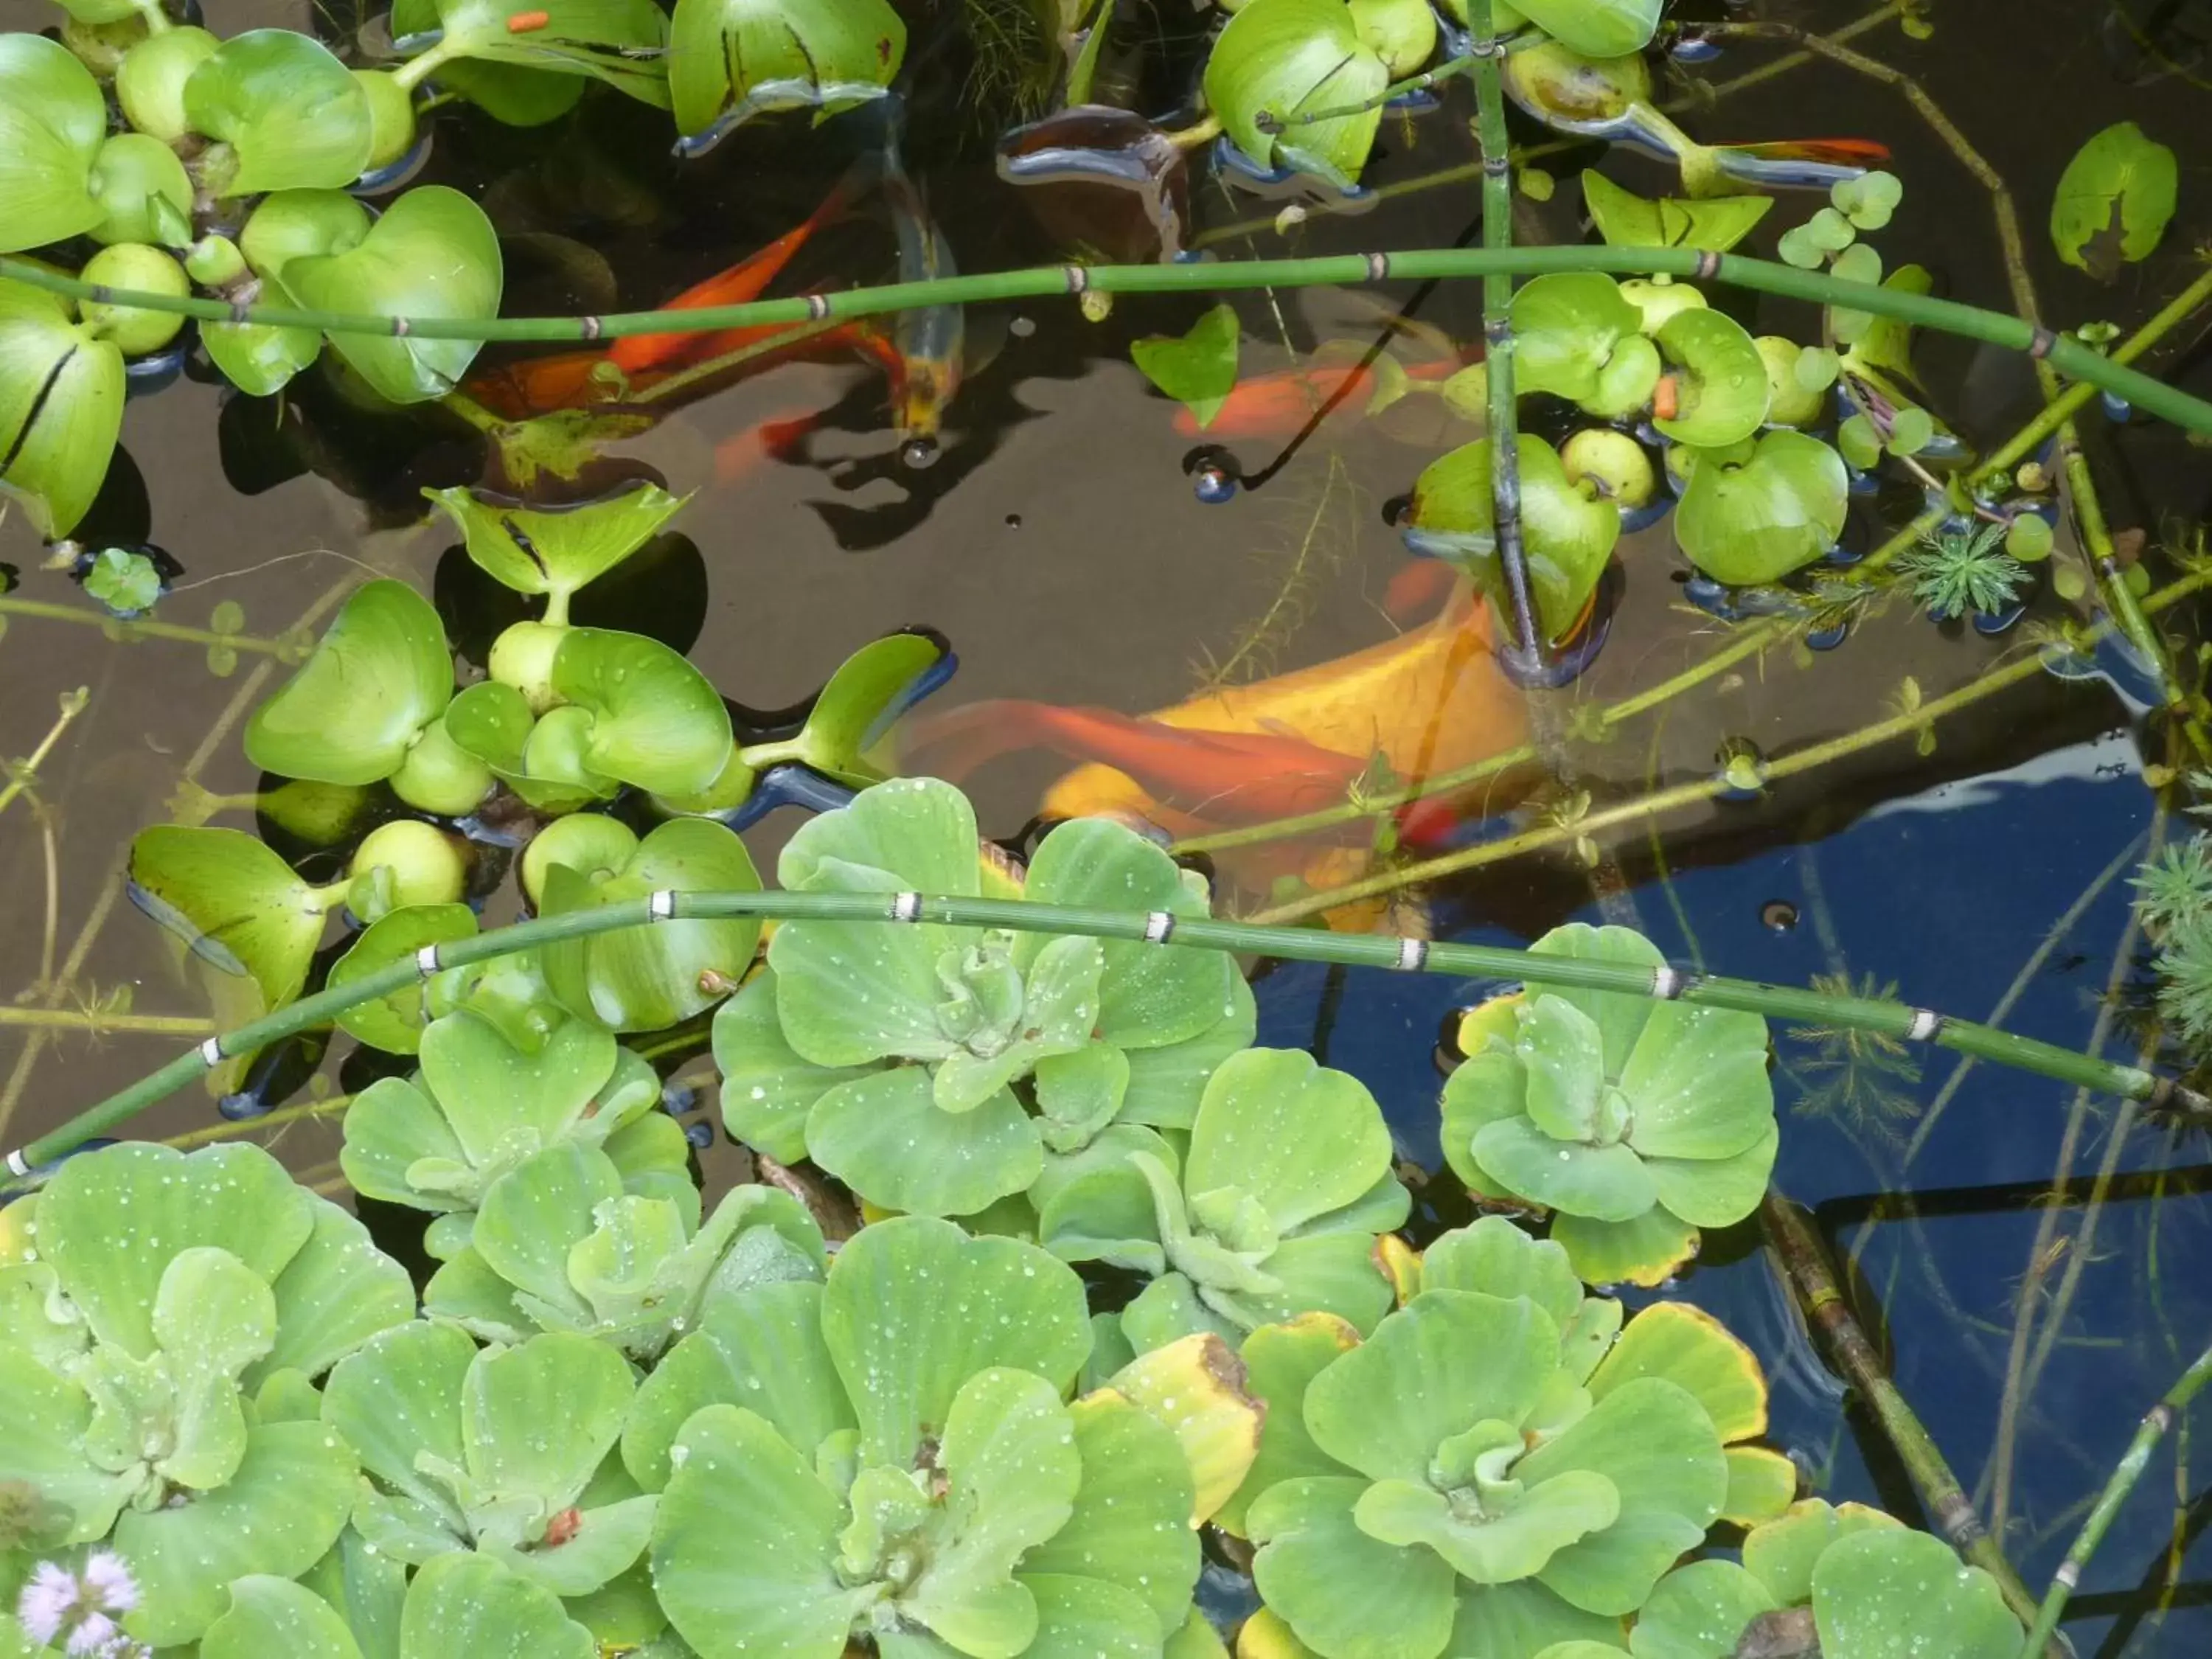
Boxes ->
[1173,355,1467,440]
[881,126,963,460]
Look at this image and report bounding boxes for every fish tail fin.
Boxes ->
[1382,560,1462,626]
[1719,137,1892,165]
[895,699,1060,782]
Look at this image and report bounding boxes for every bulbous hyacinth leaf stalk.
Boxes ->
[1442,923,1778,1286]
[718,777,1242,1219]
[635,1214,1208,1659]
[0,1142,411,1646]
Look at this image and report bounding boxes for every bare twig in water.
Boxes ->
[756,1152,861,1243]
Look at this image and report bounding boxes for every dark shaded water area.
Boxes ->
[6,0,2212,1649]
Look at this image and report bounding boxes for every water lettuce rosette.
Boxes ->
[0,1143,412,1646]
[716,776,1243,1219]
[1440,924,1777,1286]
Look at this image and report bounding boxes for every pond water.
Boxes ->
[4,0,2212,1652]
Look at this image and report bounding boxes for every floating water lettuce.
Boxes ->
[324,1326,655,1597]
[282,187,504,403]
[629,1214,1206,1659]
[1673,429,1850,587]
[1407,435,1620,644]
[1581,171,1772,253]
[1441,924,1778,1286]
[421,1141,827,1359]
[1228,1283,1730,1659]
[2051,120,2177,279]
[244,580,492,815]
[0,35,109,252]
[717,777,1240,1217]
[665,0,905,142]
[535,817,762,1031]
[1631,1498,2023,1658]
[198,1553,597,1659]
[1205,0,1388,187]
[0,1143,411,1646]
[339,1006,691,1255]
[184,29,375,195]
[0,276,124,538]
[425,482,690,624]
[1040,1046,1408,1354]
[1133,303,1242,429]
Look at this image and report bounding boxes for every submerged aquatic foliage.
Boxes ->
[1892,521,2028,621]
[1441,924,1778,1285]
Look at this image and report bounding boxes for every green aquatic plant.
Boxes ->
[715,776,1245,1218]
[1892,521,2028,621]
[324,1325,656,1599]
[195,1551,600,1659]
[1441,924,1778,1287]
[80,546,163,616]
[421,1138,828,1360]
[1630,1498,2023,1658]
[425,481,689,627]
[2132,835,2212,932]
[665,0,905,142]
[1225,1281,1732,1659]
[1580,172,1773,254]
[1672,430,1851,587]
[1132,302,1241,429]
[0,1142,412,1646]
[1039,1045,1408,1354]
[1783,971,1924,1150]
[2051,120,2177,280]
[0,273,123,539]
[1206,0,1388,186]
[338,1006,690,1255]
[1408,434,1620,644]
[627,1214,1212,1659]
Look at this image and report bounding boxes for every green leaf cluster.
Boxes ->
[716,776,1250,1219]
[1441,924,1778,1285]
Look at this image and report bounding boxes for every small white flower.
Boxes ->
[16,1561,78,1645]
[76,1555,134,1615]
[66,1610,119,1656]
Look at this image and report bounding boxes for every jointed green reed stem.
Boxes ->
[2020,1337,2212,1658]
[13,887,2208,1182]
[4,246,2206,432]
[1764,1191,2051,1637]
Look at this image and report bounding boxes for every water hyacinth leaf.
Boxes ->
[246,580,453,785]
[1811,1529,2022,1658]
[820,1215,1092,1468]
[0,280,124,538]
[1652,308,1769,448]
[549,627,734,796]
[538,817,761,1031]
[1674,430,1849,585]
[1627,1559,1775,1659]
[1205,0,1389,186]
[285,188,504,404]
[117,1422,359,1644]
[1186,1048,1393,1231]
[650,1404,864,1658]
[712,968,879,1164]
[773,629,948,786]
[1409,436,1618,644]
[329,902,481,1053]
[423,0,672,107]
[2051,120,2177,279]
[666,0,906,139]
[443,682,612,815]
[88,133,195,248]
[1132,303,1240,429]
[425,483,689,609]
[1511,274,1646,405]
[1580,170,1771,252]
[184,32,375,195]
[400,1549,597,1659]
[1493,0,1663,56]
[202,1576,365,1659]
[0,37,108,251]
[1023,815,1230,1048]
[128,826,333,1012]
[1249,1475,1458,1659]
[392,0,588,124]
[202,307,324,397]
[1842,263,1932,391]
